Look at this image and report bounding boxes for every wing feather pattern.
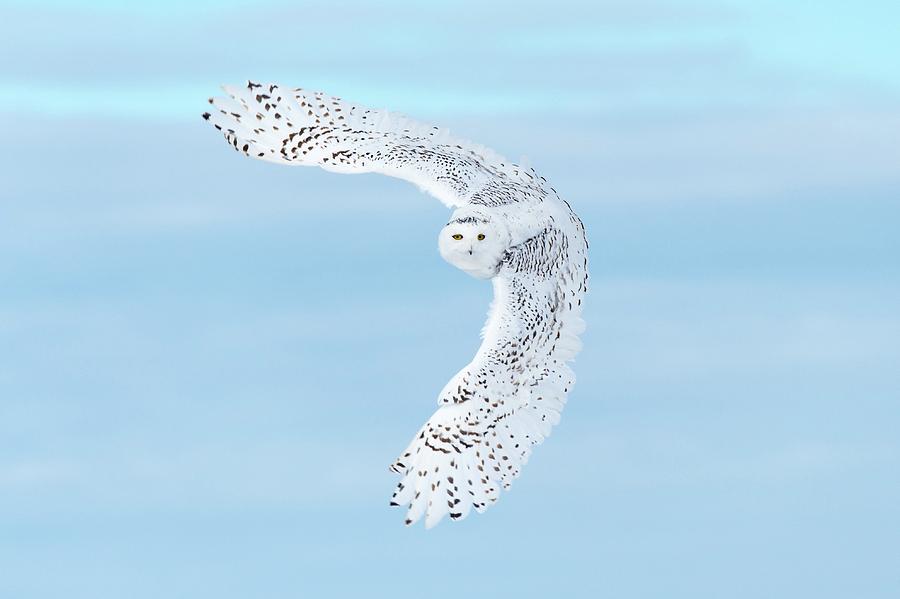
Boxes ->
[204,81,542,208]
[389,223,588,527]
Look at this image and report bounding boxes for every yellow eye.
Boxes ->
[451,233,463,240]
[477,233,486,241]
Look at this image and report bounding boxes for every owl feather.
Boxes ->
[205,82,588,528]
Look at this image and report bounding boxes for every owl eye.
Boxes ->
[477,233,486,241]
[451,234,463,240]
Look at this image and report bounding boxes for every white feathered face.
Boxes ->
[438,214,510,279]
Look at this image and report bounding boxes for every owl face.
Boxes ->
[438,213,510,279]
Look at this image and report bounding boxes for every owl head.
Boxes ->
[438,208,511,279]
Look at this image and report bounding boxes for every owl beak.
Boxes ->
[468,247,473,255]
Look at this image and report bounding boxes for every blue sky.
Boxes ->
[1,1,899,597]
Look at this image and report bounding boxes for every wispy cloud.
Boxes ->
[0,3,898,595]
[2,0,896,120]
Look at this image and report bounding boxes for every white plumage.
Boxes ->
[204,82,589,528]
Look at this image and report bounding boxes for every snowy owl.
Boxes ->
[203,82,588,528]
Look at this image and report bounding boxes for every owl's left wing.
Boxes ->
[389,224,588,528]
[204,82,544,208]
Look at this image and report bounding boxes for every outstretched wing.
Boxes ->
[390,223,588,528]
[204,82,589,528]
[203,81,544,208]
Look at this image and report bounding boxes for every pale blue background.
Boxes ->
[2,1,899,597]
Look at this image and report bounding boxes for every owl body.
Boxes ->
[204,82,588,528]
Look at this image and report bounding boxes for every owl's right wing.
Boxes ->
[389,225,588,528]
[203,81,546,208]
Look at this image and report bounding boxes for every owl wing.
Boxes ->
[203,81,545,208]
[389,224,588,528]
